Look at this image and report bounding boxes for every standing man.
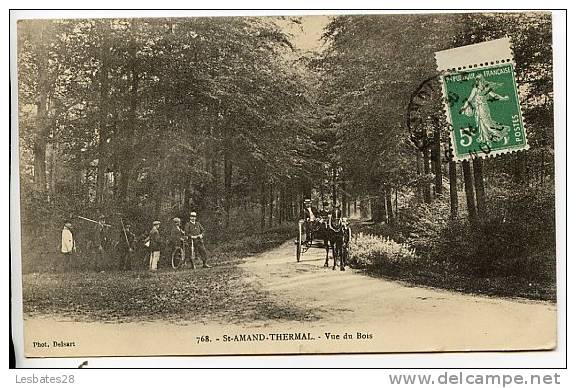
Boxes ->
[148,221,162,271]
[93,215,108,270]
[184,212,211,268]
[118,222,136,271]
[94,215,108,252]
[61,222,76,271]
[168,217,184,258]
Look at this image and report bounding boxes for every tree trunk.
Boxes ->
[95,21,111,205]
[385,186,394,224]
[360,198,370,219]
[268,185,273,227]
[33,142,47,198]
[371,197,384,223]
[415,151,422,203]
[278,188,283,223]
[118,21,139,204]
[47,135,58,203]
[472,158,487,218]
[422,149,432,204]
[33,22,50,199]
[449,160,459,220]
[433,125,442,195]
[382,188,389,223]
[279,188,285,224]
[301,178,312,201]
[342,182,348,217]
[462,160,477,225]
[331,168,337,206]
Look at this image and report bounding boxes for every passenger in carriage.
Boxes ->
[318,201,331,221]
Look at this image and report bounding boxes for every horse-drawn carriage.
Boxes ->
[295,209,352,271]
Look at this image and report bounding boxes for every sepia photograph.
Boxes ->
[11,11,558,358]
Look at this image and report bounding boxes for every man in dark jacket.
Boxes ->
[299,199,318,221]
[184,212,210,268]
[118,222,136,270]
[92,215,109,270]
[168,217,184,254]
[94,215,108,252]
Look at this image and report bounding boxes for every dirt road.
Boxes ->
[239,240,556,352]
[23,240,556,357]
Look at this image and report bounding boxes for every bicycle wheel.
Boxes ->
[171,247,185,269]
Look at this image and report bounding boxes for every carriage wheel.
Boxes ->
[171,247,185,269]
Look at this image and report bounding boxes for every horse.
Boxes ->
[324,211,350,271]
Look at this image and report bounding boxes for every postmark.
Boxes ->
[435,38,529,161]
[406,74,456,164]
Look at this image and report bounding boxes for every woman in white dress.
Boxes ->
[61,222,75,254]
[459,74,510,146]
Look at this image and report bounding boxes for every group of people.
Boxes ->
[59,200,343,271]
[60,211,210,272]
[299,199,343,242]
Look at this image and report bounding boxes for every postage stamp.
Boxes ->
[436,38,529,161]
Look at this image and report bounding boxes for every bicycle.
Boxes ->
[171,235,201,269]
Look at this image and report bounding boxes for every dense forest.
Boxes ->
[17,13,556,298]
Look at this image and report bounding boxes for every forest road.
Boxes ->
[239,240,557,352]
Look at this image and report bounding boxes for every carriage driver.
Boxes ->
[299,199,319,242]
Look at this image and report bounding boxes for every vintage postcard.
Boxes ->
[11,11,559,359]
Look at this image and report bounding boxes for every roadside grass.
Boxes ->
[22,224,320,323]
[350,222,556,302]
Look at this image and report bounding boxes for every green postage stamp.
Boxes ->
[436,38,529,161]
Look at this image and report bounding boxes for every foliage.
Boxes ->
[359,182,556,299]
[18,17,317,239]
[348,232,418,272]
